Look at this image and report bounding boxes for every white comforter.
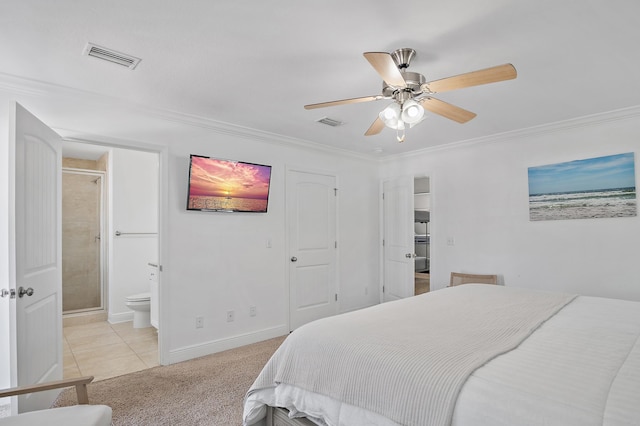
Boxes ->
[453,295,640,426]
[244,285,638,426]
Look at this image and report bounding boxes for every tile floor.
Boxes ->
[63,320,159,382]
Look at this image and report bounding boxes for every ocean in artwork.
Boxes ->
[188,195,267,212]
[528,152,637,221]
[529,187,636,221]
[187,156,271,212]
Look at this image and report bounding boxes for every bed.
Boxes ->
[243,284,640,426]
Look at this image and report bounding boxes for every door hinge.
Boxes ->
[335,293,338,302]
[382,193,385,200]
[334,188,338,196]
[382,239,385,246]
[335,241,337,248]
[1,288,16,299]
[382,286,385,293]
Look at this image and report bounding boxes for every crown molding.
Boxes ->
[0,72,376,162]
[5,71,638,165]
[383,104,640,162]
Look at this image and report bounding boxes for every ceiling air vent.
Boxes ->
[316,117,344,127]
[83,43,141,70]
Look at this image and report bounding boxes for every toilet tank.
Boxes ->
[149,262,159,329]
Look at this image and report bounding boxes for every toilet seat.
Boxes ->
[126,292,150,303]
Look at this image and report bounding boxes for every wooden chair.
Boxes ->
[450,272,498,287]
[0,376,111,426]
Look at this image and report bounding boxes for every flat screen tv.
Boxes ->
[186,154,272,213]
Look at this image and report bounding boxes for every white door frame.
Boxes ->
[379,173,435,302]
[61,137,169,365]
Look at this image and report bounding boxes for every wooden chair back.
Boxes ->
[450,272,498,287]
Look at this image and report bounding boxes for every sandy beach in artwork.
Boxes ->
[529,187,636,221]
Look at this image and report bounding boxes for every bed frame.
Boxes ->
[266,406,315,426]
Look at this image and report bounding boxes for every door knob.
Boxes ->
[290,256,297,262]
[18,287,34,298]
[405,253,416,258]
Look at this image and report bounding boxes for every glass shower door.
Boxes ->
[62,170,104,313]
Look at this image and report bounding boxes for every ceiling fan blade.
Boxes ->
[363,52,407,88]
[423,63,517,93]
[364,116,385,136]
[304,95,381,110]
[420,97,477,123]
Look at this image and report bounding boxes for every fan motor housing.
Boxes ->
[382,71,426,97]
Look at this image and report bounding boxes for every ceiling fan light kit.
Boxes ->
[400,99,424,124]
[379,103,402,128]
[304,47,517,143]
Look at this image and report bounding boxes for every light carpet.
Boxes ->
[53,336,286,425]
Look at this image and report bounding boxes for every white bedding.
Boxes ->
[453,295,640,426]
[245,288,640,426]
[244,289,640,426]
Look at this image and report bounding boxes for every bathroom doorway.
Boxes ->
[62,168,107,314]
[61,141,162,380]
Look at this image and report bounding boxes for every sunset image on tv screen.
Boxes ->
[187,156,271,212]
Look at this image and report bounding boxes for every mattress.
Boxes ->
[244,289,640,426]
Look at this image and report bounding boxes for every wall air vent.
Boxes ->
[83,43,141,70]
[316,117,344,127]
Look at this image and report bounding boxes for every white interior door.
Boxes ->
[8,103,63,413]
[382,176,414,302]
[287,169,337,330]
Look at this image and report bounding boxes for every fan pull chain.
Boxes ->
[396,127,405,143]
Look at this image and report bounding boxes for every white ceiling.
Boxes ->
[2,0,640,156]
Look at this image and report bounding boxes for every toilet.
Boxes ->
[125,292,151,328]
[125,262,159,329]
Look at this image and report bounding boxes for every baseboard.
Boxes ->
[108,311,134,324]
[167,324,289,364]
[63,311,108,327]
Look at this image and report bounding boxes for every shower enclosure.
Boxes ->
[62,169,106,313]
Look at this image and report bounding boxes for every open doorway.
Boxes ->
[414,177,430,295]
[61,141,161,381]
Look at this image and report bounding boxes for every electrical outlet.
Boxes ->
[250,306,257,317]
[195,317,204,328]
[226,310,235,322]
[447,237,455,246]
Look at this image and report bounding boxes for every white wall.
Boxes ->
[164,133,380,361]
[0,83,383,368]
[0,92,381,365]
[108,148,159,322]
[381,108,640,302]
[2,78,639,369]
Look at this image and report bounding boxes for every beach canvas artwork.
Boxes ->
[528,153,637,221]
[187,156,271,212]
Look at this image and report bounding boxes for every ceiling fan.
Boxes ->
[304,48,517,142]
